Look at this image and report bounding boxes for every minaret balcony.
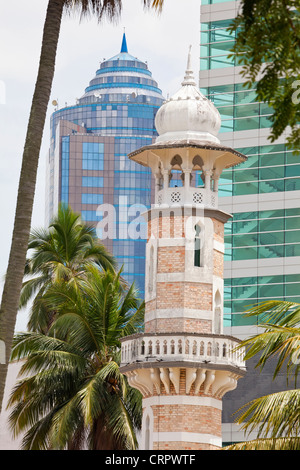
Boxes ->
[155,186,217,209]
[120,333,245,372]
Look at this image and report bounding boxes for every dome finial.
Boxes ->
[121,30,128,53]
[182,45,196,86]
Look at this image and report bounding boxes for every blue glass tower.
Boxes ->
[45,34,164,295]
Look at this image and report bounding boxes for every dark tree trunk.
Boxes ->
[0,0,65,412]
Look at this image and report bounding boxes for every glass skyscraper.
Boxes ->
[45,34,164,295]
[200,0,300,444]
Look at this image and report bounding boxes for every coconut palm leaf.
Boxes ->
[224,437,300,451]
[227,299,300,450]
[8,267,144,449]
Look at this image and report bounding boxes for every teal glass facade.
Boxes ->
[46,35,164,296]
[200,5,300,328]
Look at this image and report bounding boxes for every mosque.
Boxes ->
[119,47,247,450]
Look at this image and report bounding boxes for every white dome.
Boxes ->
[155,47,221,144]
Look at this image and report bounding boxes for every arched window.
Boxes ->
[149,245,154,293]
[194,224,201,267]
[169,169,183,187]
[145,415,150,450]
[169,155,183,187]
[214,290,222,334]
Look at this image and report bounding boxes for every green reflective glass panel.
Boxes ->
[260,166,284,180]
[260,115,272,128]
[258,244,284,258]
[236,156,258,169]
[259,217,284,232]
[220,120,234,132]
[224,252,232,261]
[235,103,259,118]
[285,165,300,177]
[285,244,300,257]
[211,93,235,107]
[210,56,234,69]
[235,90,258,105]
[260,152,284,167]
[200,58,209,70]
[285,230,300,243]
[285,274,300,282]
[218,106,234,119]
[232,285,257,299]
[200,45,210,57]
[260,102,274,115]
[259,209,284,219]
[258,275,284,284]
[235,82,256,92]
[286,208,300,216]
[235,116,259,131]
[233,246,258,260]
[233,181,258,195]
[236,146,258,156]
[232,313,258,326]
[286,217,300,229]
[232,233,258,247]
[285,178,300,191]
[233,212,258,221]
[285,283,300,296]
[232,298,256,311]
[261,143,285,153]
[208,84,234,94]
[259,179,284,193]
[258,283,284,298]
[259,231,284,245]
[286,152,299,164]
[233,219,258,235]
[209,19,235,30]
[234,168,258,183]
[201,31,209,44]
[209,41,235,56]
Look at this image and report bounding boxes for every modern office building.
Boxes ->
[200,0,300,444]
[45,34,164,295]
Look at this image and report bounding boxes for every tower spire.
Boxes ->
[121,30,128,53]
[182,45,196,86]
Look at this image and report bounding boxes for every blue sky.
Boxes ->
[0,0,201,330]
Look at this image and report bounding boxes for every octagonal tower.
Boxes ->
[120,48,246,451]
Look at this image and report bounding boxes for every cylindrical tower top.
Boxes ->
[127,47,247,210]
[155,46,221,145]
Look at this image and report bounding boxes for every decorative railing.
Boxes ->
[120,333,245,370]
[156,187,217,209]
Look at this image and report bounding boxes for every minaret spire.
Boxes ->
[121,30,128,53]
[182,45,196,86]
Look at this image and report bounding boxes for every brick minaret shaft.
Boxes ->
[119,48,246,450]
[143,207,233,450]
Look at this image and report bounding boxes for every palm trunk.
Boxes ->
[0,0,65,413]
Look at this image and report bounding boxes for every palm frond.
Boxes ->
[234,389,300,439]
[223,436,300,451]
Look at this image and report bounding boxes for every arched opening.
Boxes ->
[149,245,154,294]
[169,155,183,187]
[145,415,150,450]
[214,290,222,334]
[192,155,204,188]
[194,224,202,267]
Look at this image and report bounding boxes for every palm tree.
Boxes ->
[224,300,300,450]
[0,0,165,413]
[20,203,116,333]
[7,265,144,450]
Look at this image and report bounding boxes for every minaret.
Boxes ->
[120,48,246,451]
